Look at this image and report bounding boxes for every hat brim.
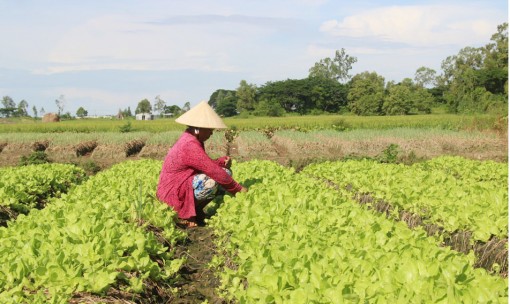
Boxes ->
[175,101,228,129]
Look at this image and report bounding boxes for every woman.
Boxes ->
[157,101,248,228]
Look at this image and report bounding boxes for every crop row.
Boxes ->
[413,156,508,183]
[0,164,86,222]
[0,160,185,303]
[302,156,508,242]
[209,160,507,303]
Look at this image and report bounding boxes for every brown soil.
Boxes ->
[270,132,508,164]
[234,136,278,160]
[172,226,229,304]
[0,131,507,169]
[138,144,169,159]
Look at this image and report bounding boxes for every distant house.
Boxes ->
[135,113,154,120]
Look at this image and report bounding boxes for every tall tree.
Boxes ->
[1,96,16,117]
[412,87,434,114]
[386,78,434,114]
[253,98,285,117]
[122,107,133,117]
[436,23,508,114]
[215,91,238,117]
[258,79,304,113]
[480,22,508,95]
[441,42,504,113]
[32,105,38,118]
[2,96,15,108]
[135,99,152,114]
[209,89,236,109]
[182,102,191,112]
[154,95,166,115]
[17,100,29,116]
[440,48,478,112]
[236,80,257,113]
[308,77,348,113]
[163,105,182,117]
[347,71,385,115]
[55,95,66,115]
[414,67,437,88]
[308,48,358,83]
[76,107,88,118]
[383,84,413,115]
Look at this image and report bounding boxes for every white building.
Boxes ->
[135,113,154,120]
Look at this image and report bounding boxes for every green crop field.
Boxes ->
[0,112,507,302]
[1,157,506,303]
[211,159,508,303]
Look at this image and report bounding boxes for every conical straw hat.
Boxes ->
[175,101,227,129]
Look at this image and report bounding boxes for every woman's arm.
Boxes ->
[214,156,231,168]
[183,143,241,193]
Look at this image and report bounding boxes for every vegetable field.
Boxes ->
[0,160,185,303]
[211,158,508,303]
[0,156,507,303]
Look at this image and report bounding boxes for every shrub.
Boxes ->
[80,160,101,175]
[253,98,285,117]
[119,121,133,133]
[19,151,50,166]
[224,126,239,143]
[331,118,351,131]
[376,143,400,164]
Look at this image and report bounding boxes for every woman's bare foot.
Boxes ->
[177,217,198,228]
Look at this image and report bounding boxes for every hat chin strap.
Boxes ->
[186,126,200,135]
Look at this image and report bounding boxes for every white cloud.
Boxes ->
[44,87,130,108]
[43,13,285,74]
[306,44,334,59]
[307,44,392,58]
[298,0,328,5]
[320,4,505,47]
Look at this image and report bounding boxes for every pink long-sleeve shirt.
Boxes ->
[157,131,243,219]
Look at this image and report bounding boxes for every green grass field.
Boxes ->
[0,113,503,133]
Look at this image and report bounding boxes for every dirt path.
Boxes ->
[173,226,227,304]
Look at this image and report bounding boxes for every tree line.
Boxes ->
[1,23,507,119]
[0,94,86,119]
[208,23,507,117]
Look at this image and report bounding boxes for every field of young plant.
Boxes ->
[0,163,86,225]
[303,157,508,241]
[0,160,185,303]
[0,155,507,303]
[211,158,508,303]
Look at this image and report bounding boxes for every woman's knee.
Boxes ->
[192,168,232,200]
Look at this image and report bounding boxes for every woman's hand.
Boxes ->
[240,186,248,193]
[224,156,232,169]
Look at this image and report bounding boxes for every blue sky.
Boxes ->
[0,0,507,116]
